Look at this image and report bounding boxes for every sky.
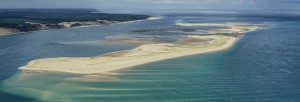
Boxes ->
[0,0,300,11]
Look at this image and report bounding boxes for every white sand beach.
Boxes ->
[20,23,262,74]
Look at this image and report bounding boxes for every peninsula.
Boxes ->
[20,23,262,74]
[0,9,150,35]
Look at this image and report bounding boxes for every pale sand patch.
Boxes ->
[118,16,162,24]
[147,17,162,20]
[177,22,262,34]
[0,27,19,35]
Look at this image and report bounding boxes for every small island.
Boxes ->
[20,22,263,74]
[0,9,150,35]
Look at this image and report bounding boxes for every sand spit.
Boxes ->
[20,23,262,74]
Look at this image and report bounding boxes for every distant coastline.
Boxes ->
[0,17,159,36]
[0,17,160,36]
[0,9,152,35]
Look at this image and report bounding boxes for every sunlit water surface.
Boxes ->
[0,13,300,102]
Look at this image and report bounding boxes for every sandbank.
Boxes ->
[20,23,262,74]
[20,35,237,74]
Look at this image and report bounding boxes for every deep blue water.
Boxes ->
[0,13,300,102]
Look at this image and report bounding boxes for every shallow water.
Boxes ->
[1,13,300,102]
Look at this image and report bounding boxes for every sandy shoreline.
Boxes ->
[0,27,19,35]
[69,16,161,29]
[20,35,238,74]
[20,22,262,74]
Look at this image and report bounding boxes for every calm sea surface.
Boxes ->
[0,13,300,102]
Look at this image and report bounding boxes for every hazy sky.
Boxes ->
[0,0,299,11]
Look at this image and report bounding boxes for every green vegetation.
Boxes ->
[0,9,149,31]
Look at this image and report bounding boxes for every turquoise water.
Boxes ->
[1,13,300,102]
